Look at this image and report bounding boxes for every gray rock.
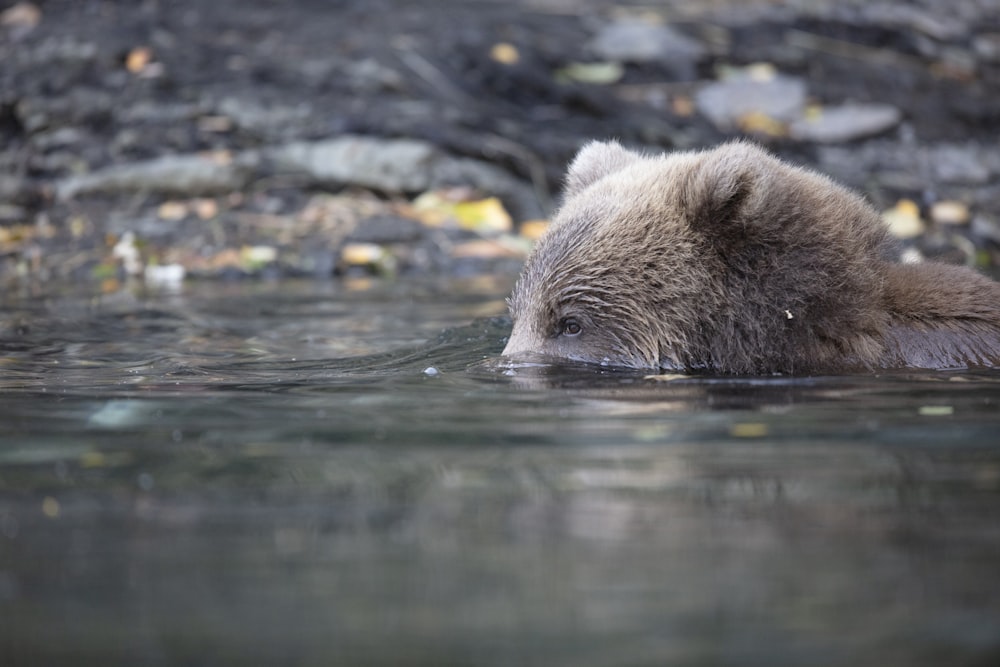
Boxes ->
[789,103,901,143]
[589,19,706,65]
[348,215,425,244]
[269,136,437,193]
[55,135,543,220]
[216,96,313,136]
[973,33,1000,63]
[268,135,543,219]
[971,214,1000,244]
[56,152,260,200]
[932,145,994,184]
[694,74,806,130]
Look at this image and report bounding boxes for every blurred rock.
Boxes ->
[589,19,705,77]
[694,71,806,131]
[932,145,994,184]
[57,152,260,199]
[971,215,1000,244]
[348,215,425,245]
[789,103,901,143]
[270,136,435,193]
[863,4,967,41]
[268,136,543,220]
[973,33,1000,63]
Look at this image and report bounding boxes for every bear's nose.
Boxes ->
[501,324,536,359]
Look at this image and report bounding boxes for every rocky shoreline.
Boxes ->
[2,0,999,288]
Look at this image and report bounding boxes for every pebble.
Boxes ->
[789,103,901,143]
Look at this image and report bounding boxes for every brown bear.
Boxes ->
[503,141,1000,374]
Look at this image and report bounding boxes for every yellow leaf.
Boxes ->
[126,46,153,74]
[737,111,787,137]
[411,190,512,233]
[240,245,277,267]
[518,219,549,240]
[729,422,769,438]
[883,199,925,239]
[341,242,387,266]
[490,42,520,65]
[410,190,452,227]
[452,197,512,233]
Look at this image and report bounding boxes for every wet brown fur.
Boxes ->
[504,141,1000,374]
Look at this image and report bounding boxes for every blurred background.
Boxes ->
[2,0,999,289]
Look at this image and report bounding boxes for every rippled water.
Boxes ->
[2,278,999,666]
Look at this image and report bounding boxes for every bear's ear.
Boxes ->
[680,142,762,238]
[564,140,640,196]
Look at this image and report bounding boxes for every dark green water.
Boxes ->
[1,278,999,666]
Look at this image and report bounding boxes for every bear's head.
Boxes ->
[503,141,891,374]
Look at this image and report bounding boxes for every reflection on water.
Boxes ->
[1,279,999,665]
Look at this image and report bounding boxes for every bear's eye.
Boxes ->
[559,317,582,337]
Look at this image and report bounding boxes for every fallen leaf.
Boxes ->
[737,111,788,137]
[729,422,769,438]
[193,198,218,220]
[490,42,520,65]
[341,242,386,266]
[918,405,954,416]
[341,242,397,276]
[157,200,189,220]
[126,46,154,73]
[241,245,277,267]
[883,199,925,239]
[452,197,512,233]
[555,61,625,85]
[411,190,512,233]
[518,219,549,240]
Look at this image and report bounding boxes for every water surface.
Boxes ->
[1,278,999,666]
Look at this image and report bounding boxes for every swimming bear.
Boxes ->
[503,141,1000,374]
